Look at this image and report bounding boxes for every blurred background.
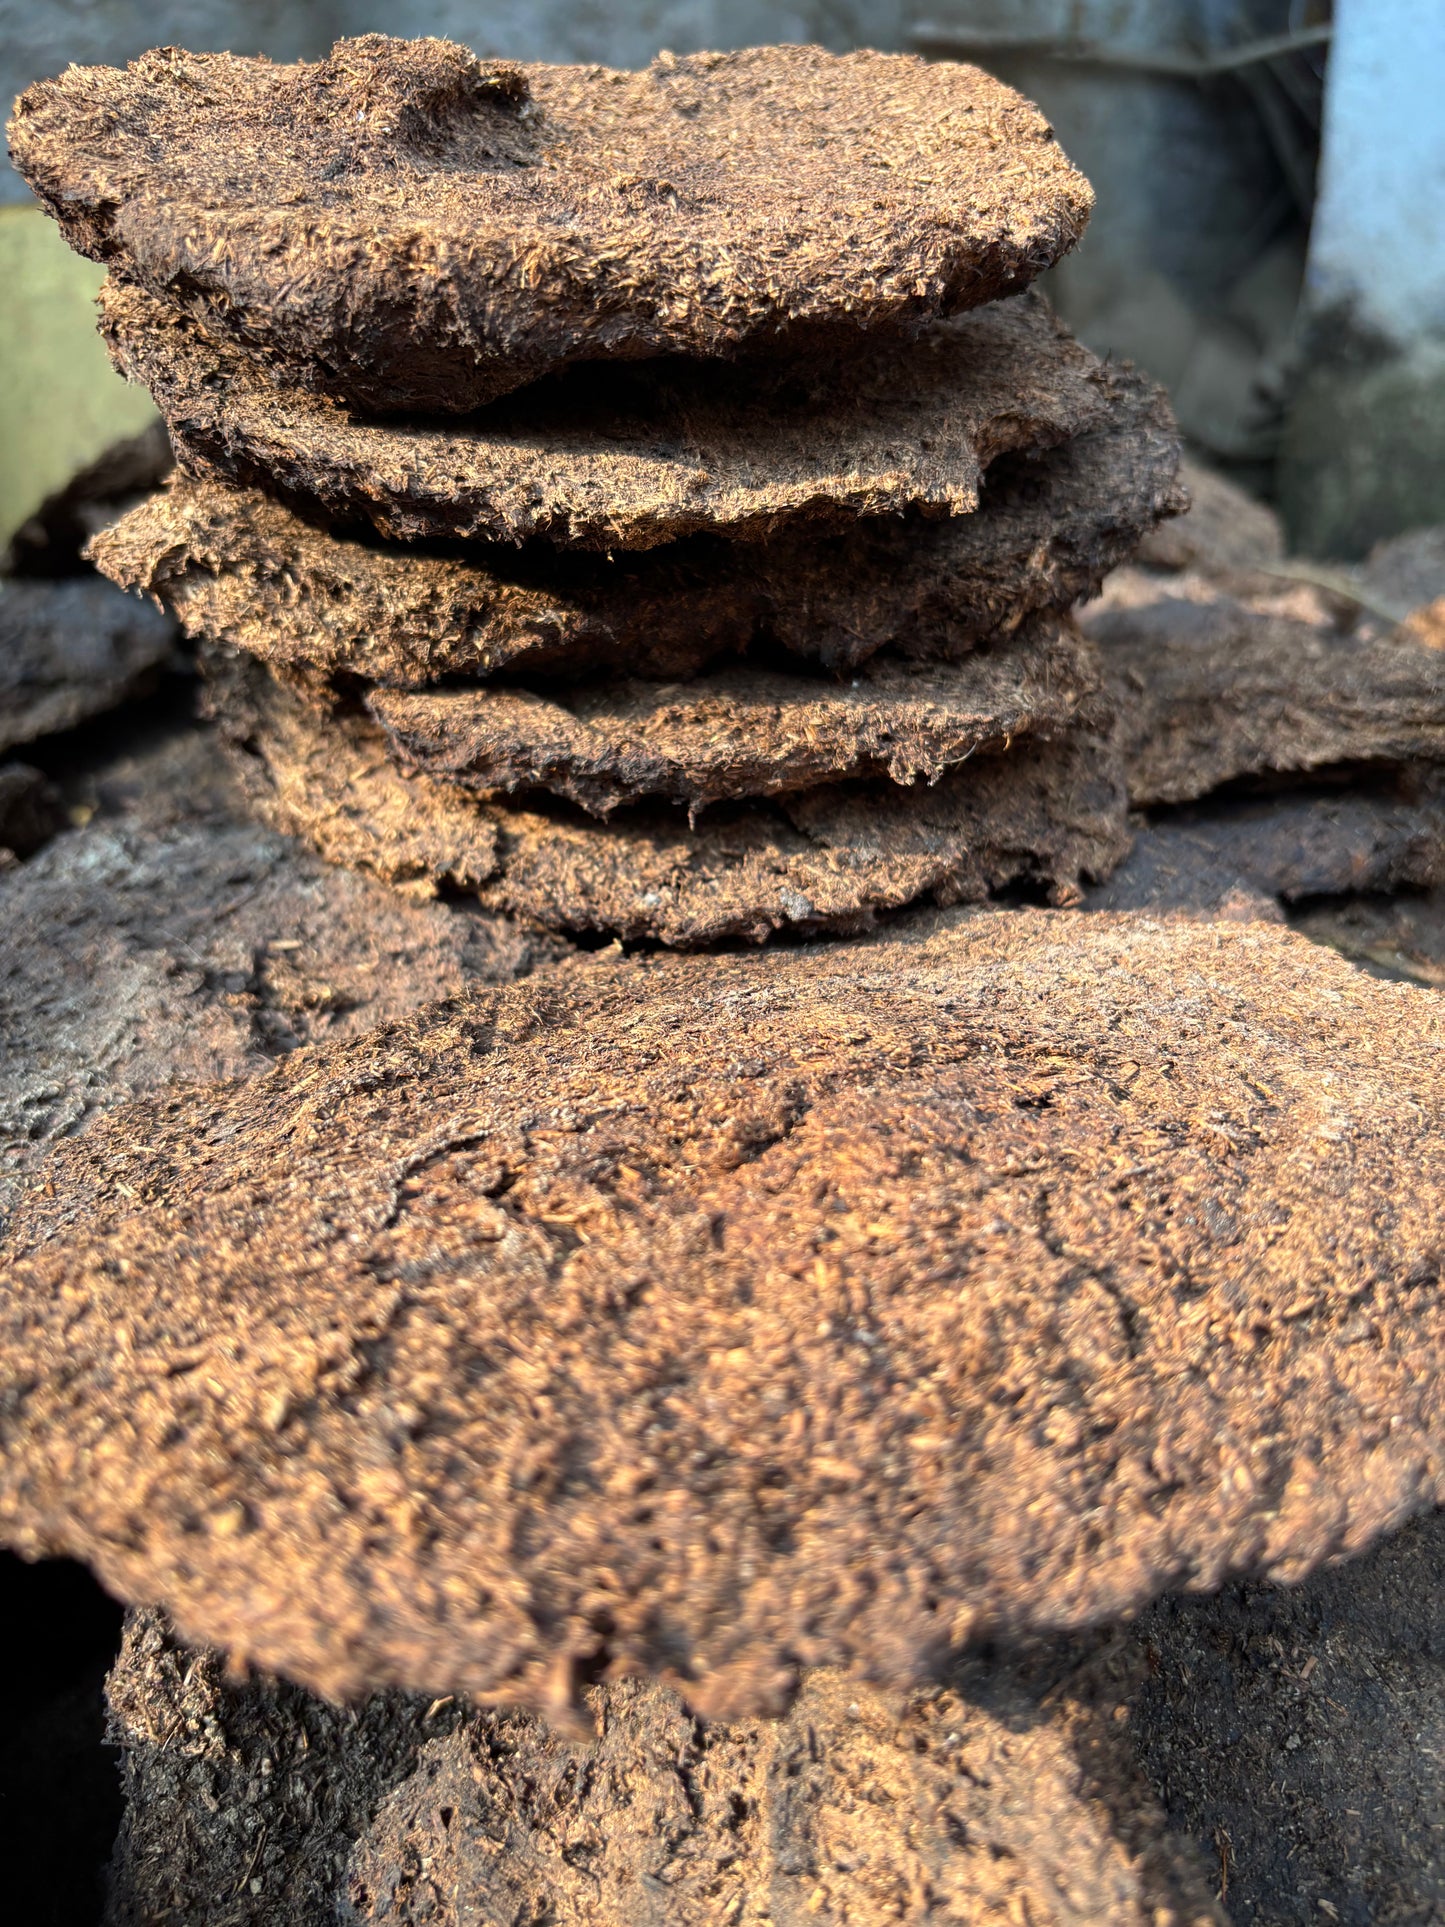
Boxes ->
[2,0,1442,561]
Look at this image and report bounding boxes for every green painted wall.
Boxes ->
[0,205,158,554]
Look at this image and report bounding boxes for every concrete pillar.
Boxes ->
[1280,0,1445,557]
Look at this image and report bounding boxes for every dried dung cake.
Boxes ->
[1081,486,1445,921]
[5,911,1445,1715]
[106,1612,1221,1927]
[1086,778,1445,920]
[212,652,1128,943]
[11,37,1092,415]
[364,618,1105,817]
[99,282,1114,550]
[0,718,556,1228]
[0,576,175,752]
[91,367,1183,685]
[1087,574,1445,806]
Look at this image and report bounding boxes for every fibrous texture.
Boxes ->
[211,653,1128,944]
[4,912,1444,1715]
[364,620,1104,817]
[98,284,1114,550]
[90,368,1183,685]
[11,38,1092,415]
[108,1613,1221,1927]
[0,576,174,752]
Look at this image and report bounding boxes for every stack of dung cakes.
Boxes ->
[14,35,1185,945]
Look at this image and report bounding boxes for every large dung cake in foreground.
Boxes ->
[6,912,1444,1715]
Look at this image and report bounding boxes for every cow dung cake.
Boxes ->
[91,366,1182,687]
[6,912,1445,1716]
[207,643,1128,947]
[97,281,1115,551]
[11,38,1094,414]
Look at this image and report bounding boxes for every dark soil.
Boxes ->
[103,1612,1222,1927]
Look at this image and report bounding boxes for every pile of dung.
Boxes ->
[17,33,1184,944]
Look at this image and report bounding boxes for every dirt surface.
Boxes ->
[0,708,559,1230]
[1131,1506,1445,1927]
[4,911,1445,1718]
[13,37,1091,416]
[0,575,175,752]
[364,618,1104,816]
[104,1612,1220,1927]
[100,284,1117,551]
[212,651,1128,943]
[91,368,1183,685]
[1087,570,1445,807]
